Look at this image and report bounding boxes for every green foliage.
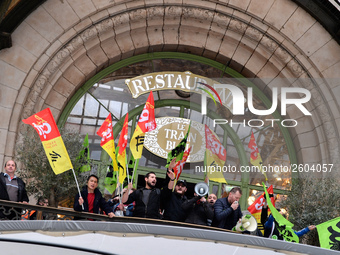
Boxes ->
[16,128,88,207]
[282,173,340,246]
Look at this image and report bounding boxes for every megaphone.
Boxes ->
[194,182,209,197]
[232,214,257,232]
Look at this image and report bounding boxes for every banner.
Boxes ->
[117,114,129,184]
[165,122,191,167]
[205,125,227,183]
[248,132,268,181]
[317,217,340,250]
[130,91,156,159]
[263,183,299,242]
[22,108,73,175]
[96,114,118,171]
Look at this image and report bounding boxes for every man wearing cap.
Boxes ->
[161,158,188,222]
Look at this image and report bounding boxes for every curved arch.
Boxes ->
[58,53,297,169]
[0,0,337,172]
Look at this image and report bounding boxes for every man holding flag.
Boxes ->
[262,183,315,242]
[161,158,189,222]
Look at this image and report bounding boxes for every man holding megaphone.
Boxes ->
[212,187,243,230]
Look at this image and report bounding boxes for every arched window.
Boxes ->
[59,53,295,209]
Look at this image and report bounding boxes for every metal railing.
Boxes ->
[0,199,232,232]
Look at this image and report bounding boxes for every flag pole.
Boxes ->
[72,168,84,210]
[130,160,137,184]
[126,156,130,184]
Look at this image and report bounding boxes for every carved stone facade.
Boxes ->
[0,0,339,171]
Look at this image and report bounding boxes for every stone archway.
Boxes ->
[1,0,339,169]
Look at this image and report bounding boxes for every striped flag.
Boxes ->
[130,91,156,159]
[205,125,227,183]
[117,114,129,184]
[22,108,73,175]
[96,114,118,171]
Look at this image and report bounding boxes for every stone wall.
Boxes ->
[0,0,339,170]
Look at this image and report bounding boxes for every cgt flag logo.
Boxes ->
[22,108,73,175]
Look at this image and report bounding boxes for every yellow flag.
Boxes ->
[117,114,129,184]
[22,108,73,175]
[205,125,227,183]
[96,114,118,171]
[248,132,268,181]
[130,125,144,159]
[130,92,156,159]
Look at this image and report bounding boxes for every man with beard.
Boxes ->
[122,171,170,219]
[207,193,217,206]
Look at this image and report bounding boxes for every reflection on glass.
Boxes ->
[64,59,292,193]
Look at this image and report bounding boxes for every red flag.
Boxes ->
[130,91,156,159]
[117,113,129,184]
[118,114,129,155]
[205,125,227,183]
[138,91,156,133]
[247,185,275,214]
[22,108,73,175]
[173,147,191,180]
[96,114,118,170]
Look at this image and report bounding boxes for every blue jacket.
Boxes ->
[264,215,310,237]
[212,197,242,230]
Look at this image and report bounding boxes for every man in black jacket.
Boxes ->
[162,179,188,222]
[212,186,242,230]
[0,160,29,220]
[182,193,214,226]
[161,158,189,222]
[122,171,167,219]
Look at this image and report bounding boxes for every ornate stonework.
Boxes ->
[0,0,338,168]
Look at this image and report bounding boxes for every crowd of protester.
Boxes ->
[0,159,315,240]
